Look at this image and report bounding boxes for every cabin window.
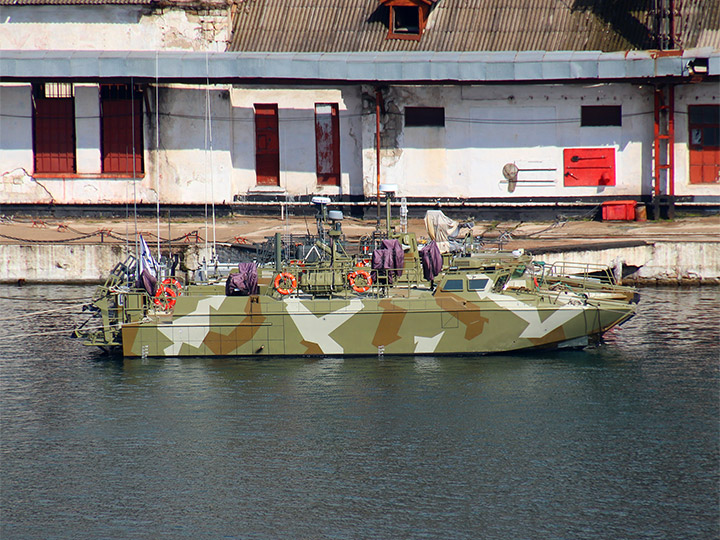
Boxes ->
[688,105,720,184]
[32,83,76,174]
[468,278,489,291]
[101,84,144,176]
[441,279,464,292]
[405,107,445,127]
[581,105,622,127]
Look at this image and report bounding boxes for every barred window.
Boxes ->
[32,83,76,174]
[101,84,144,176]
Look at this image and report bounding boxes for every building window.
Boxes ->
[101,84,144,176]
[32,83,76,174]
[405,107,445,127]
[392,6,420,34]
[581,105,622,127]
[315,103,341,186]
[688,105,720,184]
[382,0,432,40]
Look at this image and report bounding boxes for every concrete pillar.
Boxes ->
[75,83,101,174]
[0,83,34,174]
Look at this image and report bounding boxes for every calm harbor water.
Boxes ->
[0,286,718,539]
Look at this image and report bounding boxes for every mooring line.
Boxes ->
[0,304,86,320]
[0,324,113,341]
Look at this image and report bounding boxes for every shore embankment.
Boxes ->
[1,214,718,285]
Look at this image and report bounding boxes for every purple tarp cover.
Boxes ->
[225,262,259,296]
[420,241,442,282]
[372,239,404,284]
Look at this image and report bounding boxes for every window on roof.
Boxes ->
[392,6,420,34]
[581,105,622,127]
[383,0,431,41]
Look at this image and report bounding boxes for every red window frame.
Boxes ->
[101,84,144,176]
[32,83,76,175]
[688,105,720,184]
[315,103,341,186]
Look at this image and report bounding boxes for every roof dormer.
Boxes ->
[380,0,435,41]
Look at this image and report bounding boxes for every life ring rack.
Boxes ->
[348,269,372,293]
[274,272,297,295]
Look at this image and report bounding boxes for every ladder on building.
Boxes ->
[653,85,675,219]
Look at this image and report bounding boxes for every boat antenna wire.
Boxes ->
[155,51,161,271]
[131,75,139,271]
[205,52,217,264]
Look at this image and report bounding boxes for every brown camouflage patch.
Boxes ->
[371,299,407,347]
[203,299,267,355]
[434,294,489,340]
[122,324,140,356]
[300,339,324,355]
[528,325,567,347]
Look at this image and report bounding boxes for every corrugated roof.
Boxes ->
[229,0,720,53]
[0,0,153,4]
[0,0,228,4]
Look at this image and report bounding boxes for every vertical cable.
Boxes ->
[131,76,139,267]
[155,51,161,270]
[206,51,217,262]
[203,58,209,264]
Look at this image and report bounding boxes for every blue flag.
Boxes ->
[138,234,158,278]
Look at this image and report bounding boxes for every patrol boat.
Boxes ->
[74,196,637,358]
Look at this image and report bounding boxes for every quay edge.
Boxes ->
[1,241,719,286]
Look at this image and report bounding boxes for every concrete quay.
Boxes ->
[0,214,718,285]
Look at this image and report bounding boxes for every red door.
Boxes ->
[315,103,340,186]
[254,104,280,186]
[688,105,720,184]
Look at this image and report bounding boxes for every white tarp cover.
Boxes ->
[424,210,458,253]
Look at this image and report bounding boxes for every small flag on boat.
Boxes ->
[138,234,159,278]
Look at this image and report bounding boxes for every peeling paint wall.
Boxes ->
[0,5,230,52]
[359,81,719,200]
[1,79,718,205]
[228,86,364,199]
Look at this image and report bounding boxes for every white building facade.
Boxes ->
[0,0,718,216]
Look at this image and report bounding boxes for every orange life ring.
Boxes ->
[355,259,370,268]
[154,284,177,310]
[348,269,372,293]
[161,277,183,294]
[274,272,297,295]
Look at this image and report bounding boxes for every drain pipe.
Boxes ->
[375,88,382,228]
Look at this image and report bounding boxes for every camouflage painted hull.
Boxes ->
[121,286,635,357]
